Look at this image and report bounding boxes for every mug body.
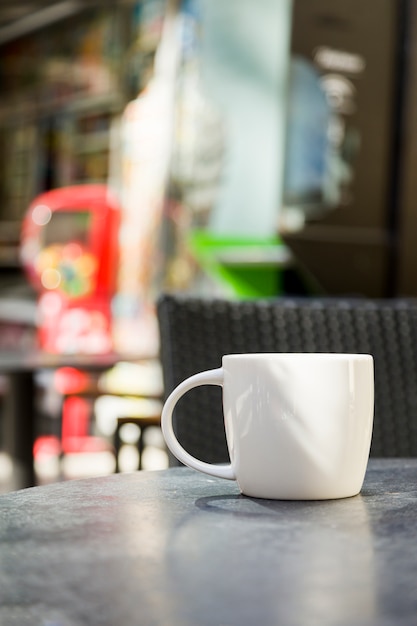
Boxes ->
[222,353,374,499]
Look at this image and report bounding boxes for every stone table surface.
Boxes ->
[0,458,416,626]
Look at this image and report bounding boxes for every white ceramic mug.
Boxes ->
[161,353,374,500]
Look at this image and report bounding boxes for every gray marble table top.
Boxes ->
[0,458,416,626]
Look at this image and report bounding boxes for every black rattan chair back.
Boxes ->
[157,293,417,462]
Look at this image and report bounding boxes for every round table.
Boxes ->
[0,459,416,626]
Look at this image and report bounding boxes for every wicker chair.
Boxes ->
[157,293,417,463]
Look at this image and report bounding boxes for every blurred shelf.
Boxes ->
[213,245,293,267]
[0,297,37,325]
[0,222,22,269]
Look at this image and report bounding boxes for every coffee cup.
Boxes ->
[161,353,374,500]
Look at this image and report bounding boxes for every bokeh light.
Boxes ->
[41,268,61,290]
[32,204,52,226]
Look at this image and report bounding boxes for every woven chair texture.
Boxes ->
[157,293,417,462]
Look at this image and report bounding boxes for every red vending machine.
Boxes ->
[20,184,120,355]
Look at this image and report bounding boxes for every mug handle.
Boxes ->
[161,368,236,480]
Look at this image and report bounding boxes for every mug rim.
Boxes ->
[222,353,373,360]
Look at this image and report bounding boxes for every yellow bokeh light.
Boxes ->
[41,268,61,290]
[36,245,62,273]
[76,253,97,277]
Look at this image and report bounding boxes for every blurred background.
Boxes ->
[0,0,416,491]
